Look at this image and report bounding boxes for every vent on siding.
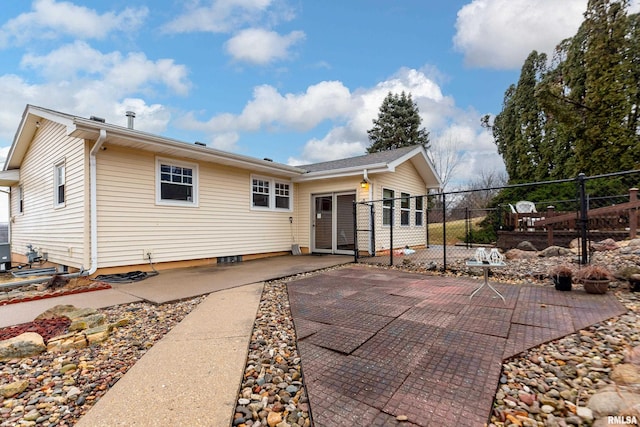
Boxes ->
[217,255,243,264]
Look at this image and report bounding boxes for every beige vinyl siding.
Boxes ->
[95,146,295,267]
[371,161,428,251]
[10,120,88,268]
[295,177,365,250]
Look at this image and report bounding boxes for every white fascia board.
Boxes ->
[5,106,77,171]
[0,169,20,186]
[70,120,305,178]
[292,164,390,182]
[388,146,443,189]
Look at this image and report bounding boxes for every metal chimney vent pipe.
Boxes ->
[125,111,136,129]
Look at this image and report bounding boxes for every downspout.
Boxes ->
[86,129,107,276]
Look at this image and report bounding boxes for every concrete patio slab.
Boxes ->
[289,266,627,427]
[112,254,351,304]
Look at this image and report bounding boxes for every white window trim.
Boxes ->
[415,196,424,226]
[18,185,24,214]
[54,160,65,209]
[155,157,199,207]
[250,175,293,212]
[382,188,394,227]
[400,192,411,227]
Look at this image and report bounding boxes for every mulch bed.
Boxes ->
[0,317,71,343]
[0,282,111,306]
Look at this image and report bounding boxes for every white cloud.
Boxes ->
[21,41,114,80]
[432,123,504,189]
[113,99,172,133]
[179,80,353,137]
[0,74,175,141]
[454,0,587,69]
[0,42,192,145]
[0,0,147,48]
[286,68,505,187]
[288,135,365,166]
[211,132,240,151]
[178,66,496,178]
[225,28,305,64]
[20,41,191,96]
[162,0,278,34]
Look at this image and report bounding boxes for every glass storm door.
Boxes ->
[313,192,355,254]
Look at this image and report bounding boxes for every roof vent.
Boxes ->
[125,111,135,129]
[194,141,206,146]
[89,116,106,123]
[263,158,273,162]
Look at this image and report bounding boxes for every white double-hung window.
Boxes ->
[415,196,424,226]
[54,160,65,208]
[251,176,292,211]
[400,192,410,226]
[156,158,198,206]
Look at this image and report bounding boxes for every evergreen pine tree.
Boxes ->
[367,91,430,153]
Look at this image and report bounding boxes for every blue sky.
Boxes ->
[1,0,638,190]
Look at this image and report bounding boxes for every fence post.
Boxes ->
[578,173,589,264]
[426,196,430,248]
[465,207,470,249]
[353,201,358,263]
[370,203,376,256]
[442,193,447,269]
[630,188,638,239]
[390,201,394,266]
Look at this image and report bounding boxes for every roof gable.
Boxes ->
[299,145,418,173]
[296,145,442,189]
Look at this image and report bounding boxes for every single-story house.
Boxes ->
[0,105,442,275]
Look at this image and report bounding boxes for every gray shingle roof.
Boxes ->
[300,145,420,173]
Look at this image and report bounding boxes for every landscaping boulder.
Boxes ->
[69,313,106,331]
[625,346,640,366]
[611,364,640,385]
[35,304,77,320]
[587,385,640,418]
[628,238,640,247]
[517,241,538,252]
[505,249,539,260]
[0,332,46,361]
[0,379,29,398]
[569,238,594,250]
[592,238,619,251]
[539,246,573,257]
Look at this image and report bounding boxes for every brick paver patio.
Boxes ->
[288,265,627,427]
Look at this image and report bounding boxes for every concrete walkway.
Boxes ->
[76,283,264,427]
[0,254,351,328]
[0,254,352,427]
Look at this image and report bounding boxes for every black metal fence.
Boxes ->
[354,170,640,270]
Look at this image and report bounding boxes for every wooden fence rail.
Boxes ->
[505,188,639,247]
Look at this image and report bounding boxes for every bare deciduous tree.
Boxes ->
[426,135,461,191]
